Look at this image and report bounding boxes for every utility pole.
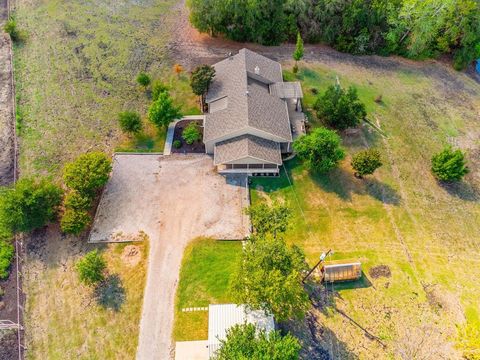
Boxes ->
[302,249,332,283]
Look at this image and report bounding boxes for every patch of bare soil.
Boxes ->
[424,284,465,324]
[121,245,142,268]
[0,33,14,186]
[369,265,391,279]
[0,330,18,360]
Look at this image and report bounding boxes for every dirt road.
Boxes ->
[0,32,14,185]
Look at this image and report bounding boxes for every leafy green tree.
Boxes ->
[292,32,304,73]
[315,84,367,130]
[118,111,142,134]
[214,323,301,360]
[0,178,62,234]
[64,191,91,211]
[0,240,14,280]
[151,81,169,101]
[136,72,151,87]
[293,127,345,173]
[182,122,201,145]
[61,209,91,235]
[148,91,182,129]
[431,146,469,182]
[351,148,383,178]
[76,249,106,285]
[190,65,215,108]
[63,152,112,197]
[246,201,290,238]
[231,236,309,321]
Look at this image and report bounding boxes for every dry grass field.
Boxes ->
[251,62,480,359]
[13,0,197,175]
[24,227,148,360]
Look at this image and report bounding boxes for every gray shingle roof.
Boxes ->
[214,135,282,165]
[270,81,304,99]
[204,49,292,143]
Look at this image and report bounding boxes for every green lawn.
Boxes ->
[251,62,480,358]
[13,0,198,174]
[173,238,242,341]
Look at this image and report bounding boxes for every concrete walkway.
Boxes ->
[164,115,205,155]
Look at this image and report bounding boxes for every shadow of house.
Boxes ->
[94,274,126,311]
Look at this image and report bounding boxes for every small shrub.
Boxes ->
[310,88,318,95]
[374,94,383,103]
[292,64,299,74]
[149,92,182,129]
[76,249,106,285]
[61,209,91,235]
[173,64,183,76]
[351,148,382,178]
[136,72,150,87]
[173,139,182,149]
[431,146,469,182]
[64,191,92,211]
[0,240,14,280]
[182,122,201,145]
[151,81,169,102]
[118,111,142,134]
[4,19,20,42]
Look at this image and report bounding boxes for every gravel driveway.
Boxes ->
[90,154,249,359]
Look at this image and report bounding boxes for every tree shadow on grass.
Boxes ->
[94,274,126,311]
[439,180,479,202]
[309,167,401,205]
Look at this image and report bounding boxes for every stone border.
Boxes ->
[163,115,205,155]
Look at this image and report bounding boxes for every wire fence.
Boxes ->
[3,0,25,358]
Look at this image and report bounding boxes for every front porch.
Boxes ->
[217,163,279,175]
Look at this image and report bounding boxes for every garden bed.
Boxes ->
[171,120,205,154]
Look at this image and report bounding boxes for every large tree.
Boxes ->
[231,236,309,321]
[293,127,345,173]
[431,146,469,182]
[148,91,182,129]
[214,323,301,360]
[63,152,112,198]
[0,178,62,234]
[315,84,367,130]
[246,201,290,238]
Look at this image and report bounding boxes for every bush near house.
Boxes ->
[293,127,345,173]
[60,209,91,235]
[149,91,182,130]
[182,122,201,145]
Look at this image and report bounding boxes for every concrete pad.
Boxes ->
[175,341,209,360]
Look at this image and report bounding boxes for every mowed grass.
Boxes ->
[173,238,242,341]
[13,0,198,174]
[25,240,148,360]
[252,62,480,358]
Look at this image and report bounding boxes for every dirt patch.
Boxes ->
[424,284,465,324]
[121,245,142,268]
[0,330,18,360]
[0,33,15,186]
[171,119,205,154]
[369,265,391,279]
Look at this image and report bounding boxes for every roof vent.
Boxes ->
[254,66,260,75]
